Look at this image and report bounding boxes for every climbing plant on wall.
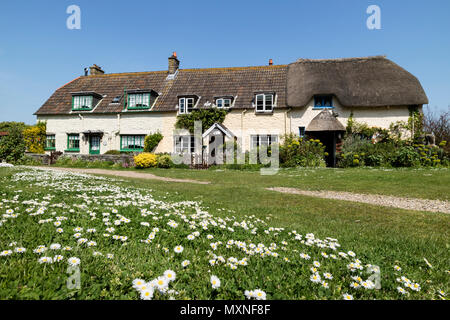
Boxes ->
[175,108,227,133]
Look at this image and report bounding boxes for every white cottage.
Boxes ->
[34,54,428,166]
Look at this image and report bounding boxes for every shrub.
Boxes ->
[0,126,26,163]
[22,121,46,154]
[156,154,173,168]
[279,133,326,167]
[391,146,420,167]
[144,132,163,152]
[134,153,157,168]
[104,150,121,155]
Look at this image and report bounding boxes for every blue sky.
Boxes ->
[0,0,449,124]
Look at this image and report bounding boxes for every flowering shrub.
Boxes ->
[22,122,46,154]
[134,153,157,168]
[279,133,326,167]
[156,154,173,168]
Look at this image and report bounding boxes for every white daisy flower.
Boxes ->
[164,270,176,282]
[181,260,190,268]
[343,293,354,300]
[68,257,80,267]
[174,245,184,254]
[210,275,221,289]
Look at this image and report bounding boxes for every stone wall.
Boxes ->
[26,152,134,165]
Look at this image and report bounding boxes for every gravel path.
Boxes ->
[266,187,450,214]
[34,167,210,185]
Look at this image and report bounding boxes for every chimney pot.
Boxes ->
[269,59,273,66]
[168,52,180,74]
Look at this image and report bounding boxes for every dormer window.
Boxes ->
[73,95,93,110]
[128,93,150,109]
[314,95,333,109]
[215,97,232,108]
[71,91,102,111]
[255,93,274,112]
[179,97,195,114]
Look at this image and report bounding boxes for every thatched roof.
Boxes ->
[306,110,346,132]
[287,56,428,108]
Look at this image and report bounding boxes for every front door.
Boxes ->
[89,136,100,154]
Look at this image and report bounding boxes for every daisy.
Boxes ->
[310,273,321,283]
[394,265,402,271]
[56,228,63,233]
[38,256,53,264]
[187,234,195,240]
[1,250,13,256]
[174,245,184,254]
[321,281,329,289]
[244,290,254,299]
[155,276,169,292]
[254,289,266,300]
[14,247,26,253]
[53,255,64,262]
[210,275,221,289]
[68,257,81,267]
[181,260,190,268]
[324,272,333,280]
[50,243,61,250]
[140,287,154,300]
[132,278,146,289]
[313,261,321,268]
[164,270,176,282]
[343,293,354,300]
[397,287,408,295]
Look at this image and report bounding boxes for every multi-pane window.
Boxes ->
[216,98,232,108]
[67,134,80,151]
[179,97,195,114]
[255,93,274,112]
[174,135,195,153]
[128,93,150,109]
[314,95,333,108]
[250,135,278,149]
[73,95,93,110]
[45,135,56,150]
[120,135,145,151]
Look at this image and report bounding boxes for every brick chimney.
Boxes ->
[89,64,104,75]
[168,52,179,74]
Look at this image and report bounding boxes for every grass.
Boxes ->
[0,166,449,300]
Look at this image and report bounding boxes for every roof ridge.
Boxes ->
[87,65,287,77]
[295,55,387,63]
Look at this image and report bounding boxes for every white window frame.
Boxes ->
[174,135,195,153]
[73,95,93,110]
[255,93,274,112]
[179,97,195,114]
[250,134,278,149]
[215,98,232,108]
[128,93,150,108]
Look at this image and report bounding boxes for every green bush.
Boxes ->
[0,126,26,163]
[156,154,173,168]
[279,133,326,167]
[104,150,121,155]
[144,132,163,152]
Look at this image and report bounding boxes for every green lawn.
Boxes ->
[0,166,449,300]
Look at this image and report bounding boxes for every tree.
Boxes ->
[423,105,450,152]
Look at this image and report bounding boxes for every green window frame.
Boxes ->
[72,95,93,111]
[120,135,145,151]
[66,134,80,152]
[45,135,56,150]
[127,93,151,110]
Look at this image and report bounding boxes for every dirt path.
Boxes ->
[33,167,210,185]
[266,187,450,214]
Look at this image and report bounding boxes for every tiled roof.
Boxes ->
[34,65,288,115]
